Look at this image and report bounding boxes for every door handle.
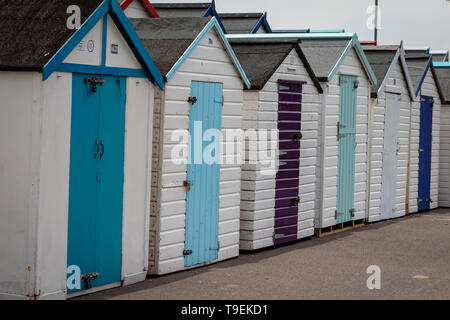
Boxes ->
[99,140,105,159]
[293,133,302,142]
[94,140,99,159]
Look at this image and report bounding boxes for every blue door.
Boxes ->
[418,96,433,211]
[336,75,357,224]
[184,81,223,267]
[67,74,126,293]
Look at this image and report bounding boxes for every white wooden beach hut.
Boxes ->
[405,51,444,213]
[130,16,250,275]
[363,43,416,222]
[0,0,163,299]
[227,38,323,250]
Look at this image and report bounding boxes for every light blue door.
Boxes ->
[67,74,126,293]
[184,81,223,267]
[336,75,357,224]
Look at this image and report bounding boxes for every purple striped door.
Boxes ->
[274,80,304,245]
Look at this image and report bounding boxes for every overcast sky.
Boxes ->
[153,0,450,51]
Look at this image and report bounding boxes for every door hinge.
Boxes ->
[273,232,284,242]
[81,272,99,289]
[291,197,300,207]
[183,249,193,256]
[354,80,359,89]
[188,96,198,104]
[183,180,192,191]
[350,208,356,218]
[85,77,104,93]
[337,121,346,141]
[427,198,433,203]
[335,211,344,219]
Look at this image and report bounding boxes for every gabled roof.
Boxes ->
[362,42,415,99]
[226,33,378,85]
[152,2,210,16]
[219,12,272,34]
[0,0,163,87]
[434,63,450,104]
[0,0,103,70]
[150,1,226,33]
[431,50,449,62]
[299,39,351,81]
[405,50,445,100]
[120,0,159,17]
[228,38,322,92]
[130,17,210,75]
[130,16,250,88]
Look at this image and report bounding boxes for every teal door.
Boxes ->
[67,74,126,293]
[184,81,223,267]
[336,75,357,223]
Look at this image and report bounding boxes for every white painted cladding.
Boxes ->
[316,48,371,228]
[240,49,319,251]
[367,60,411,222]
[149,28,244,275]
[0,23,155,298]
[407,71,441,213]
[439,104,450,207]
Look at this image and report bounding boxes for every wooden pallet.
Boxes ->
[314,219,365,238]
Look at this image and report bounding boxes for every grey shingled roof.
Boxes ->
[152,3,210,17]
[405,50,431,92]
[229,38,322,92]
[363,46,398,96]
[130,17,211,76]
[298,39,352,81]
[433,53,448,62]
[219,13,263,34]
[435,68,450,104]
[0,0,103,70]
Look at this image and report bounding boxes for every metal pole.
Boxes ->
[374,0,379,42]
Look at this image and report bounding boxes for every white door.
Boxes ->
[380,93,401,220]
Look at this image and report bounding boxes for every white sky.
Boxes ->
[152,0,450,51]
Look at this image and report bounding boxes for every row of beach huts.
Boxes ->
[1,0,450,299]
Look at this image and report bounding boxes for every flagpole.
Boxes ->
[374,0,379,43]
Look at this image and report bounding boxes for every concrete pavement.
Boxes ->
[77,209,450,300]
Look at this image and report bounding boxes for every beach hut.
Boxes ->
[434,63,450,207]
[120,0,159,17]
[0,0,163,299]
[219,12,272,34]
[129,16,250,275]
[227,33,377,235]
[405,51,444,213]
[227,38,323,250]
[432,51,449,62]
[363,43,415,223]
